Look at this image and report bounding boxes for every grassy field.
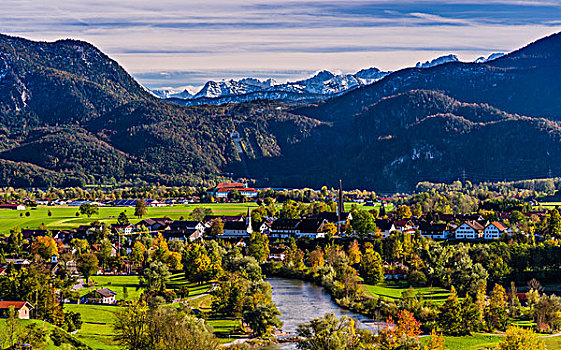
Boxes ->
[0,318,86,350]
[363,281,451,303]
[0,201,382,234]
[64,303,120,350]
[66,273,223,349]
[421,334,500,350]
[79,275,144,301]
[0,203,262,234]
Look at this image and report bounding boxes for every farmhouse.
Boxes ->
[0,301,34,319]
[81,288,117,304]
[0,204,26,210]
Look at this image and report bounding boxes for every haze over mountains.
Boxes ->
[1,32,561,191]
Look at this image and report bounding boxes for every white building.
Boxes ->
[455,221,485,240]
[483,222,509,240]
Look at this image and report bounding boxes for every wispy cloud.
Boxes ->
[1,0,561,88]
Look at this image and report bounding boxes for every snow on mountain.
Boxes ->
[152,68,389,106]
[151,87,195,99]
[416,54,459,68]
[474,52,505,63]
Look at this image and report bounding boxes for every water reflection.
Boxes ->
[264,277,376,350]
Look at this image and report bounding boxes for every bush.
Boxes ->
[177,286,190,298]
[51,328,65,346]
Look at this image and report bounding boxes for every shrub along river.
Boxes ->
[264,277,377,349]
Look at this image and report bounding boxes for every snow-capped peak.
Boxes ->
[474,52,505,64]
[416,54,459,69]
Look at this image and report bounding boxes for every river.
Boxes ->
[264,277,377,350]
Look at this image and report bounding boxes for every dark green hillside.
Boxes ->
[3,32,561,190]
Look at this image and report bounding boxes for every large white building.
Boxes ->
[483,222,509,240]
[455,221,485,239]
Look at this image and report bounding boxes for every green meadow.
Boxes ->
[363,281,451,304]
[0,203,262,234]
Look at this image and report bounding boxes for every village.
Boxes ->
[0,180,560,350]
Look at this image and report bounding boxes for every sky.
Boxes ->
[2,0,561,90]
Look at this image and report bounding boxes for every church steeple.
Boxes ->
[246,207,253,233]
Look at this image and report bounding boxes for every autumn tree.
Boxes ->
[379,310,422,350]
[307,249,325,269]
[487,283,508,331]
[497,326,545,350]
[210,218,224,236]
[347,240,361,264]
[182,243,212,283]
[135,199,148,218]
[396,205,413,219]
[248,232,270,263]
[31,236,58,260]
[131,241,147,265]
[323,222,337,238]
[424,329,445,350]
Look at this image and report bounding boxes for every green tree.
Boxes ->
[113,300,149,350]
[143,261,171,291]
[359,248,384,285]
[296,313,363,350]
[191,207,212,221]
[77,253,99,283]
[211,274,247,318]
[183,244,212,283]
[243,303,283,337]
[7,227,23,255]
[350,210,375,237]
[135,199,148,218]
[1,306,21,349]
[117,211,130,225]
[461,295,480,335]
[438,286,464,336]
[248,232,270,263]
[79,203,99,218]
[487,284,508,331]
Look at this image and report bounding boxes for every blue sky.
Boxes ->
[2,0,561,89]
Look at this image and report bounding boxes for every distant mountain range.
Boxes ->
[151,53,504,106]
[151,68,389,106]
[0,31,560,191]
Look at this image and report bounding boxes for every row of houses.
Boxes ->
[376,216,518,241]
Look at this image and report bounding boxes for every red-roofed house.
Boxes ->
[484,222,509,240]
[0,301,33,319]
[0,203,26,210]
